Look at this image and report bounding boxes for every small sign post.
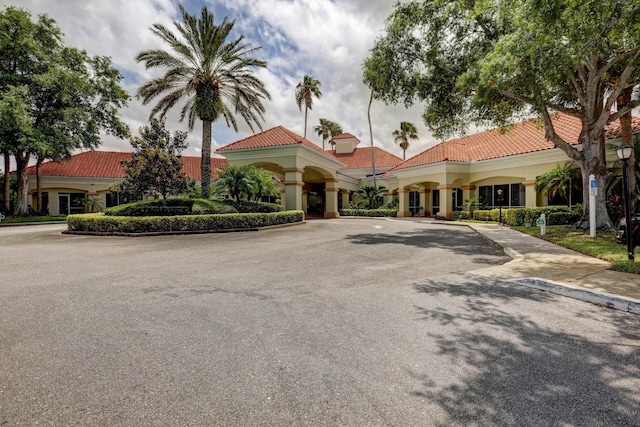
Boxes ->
[0,213,5,222]
[537,213,546,236]
[589,174,597,238]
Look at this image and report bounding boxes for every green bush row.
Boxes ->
[340,209,397,217]
[67,211,304,234]
[455,206,580,226]
[105,198,236,216]
[222,200,284,213]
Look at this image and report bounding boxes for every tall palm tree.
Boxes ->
[392,121,419,160]
[295,74,321,138]
[535,162,582,207]
[136,5,270,199]
[313,118,342,150]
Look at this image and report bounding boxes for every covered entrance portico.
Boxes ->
[216,126,346,218]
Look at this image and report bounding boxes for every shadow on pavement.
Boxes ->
[410,276,640,426]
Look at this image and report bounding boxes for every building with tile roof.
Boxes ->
[24,152,227,215]
[20,113,639,218]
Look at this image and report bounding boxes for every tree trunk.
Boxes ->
[617,87,636,211]
[3,150,10,212]
[304,107,308,139]
[367,90,377,188]
[577,129,612,229]
[201,119,212,199]
[36,159,42,214]
[13,152,31,216]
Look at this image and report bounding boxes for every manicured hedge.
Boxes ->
[340,208,397,217]
[105,198,237,216]
[222,200,284,213]
[468,206,580,226]
[67,211,304,234]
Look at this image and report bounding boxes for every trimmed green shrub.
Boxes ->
[453,211,471,220]
[547,211,581,226]
[222,200,284,213]
[473,206,577,226]
[67,211,304,234]
[105,198,236,216]
[340,208,397,217]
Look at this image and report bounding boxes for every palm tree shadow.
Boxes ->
[411,276,640,426]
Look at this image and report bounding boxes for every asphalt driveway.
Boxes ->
[1,219,638,426]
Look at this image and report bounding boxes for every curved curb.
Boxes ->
[512,277,640,314]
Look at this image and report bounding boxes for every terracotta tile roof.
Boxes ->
[217,125,336,159]
[393,114,640,171]
[330,132,359,141]
[331,147,403,170]
[26,151,228,181]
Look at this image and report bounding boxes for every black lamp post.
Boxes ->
[497,188,504,224]
[616,144,635,261]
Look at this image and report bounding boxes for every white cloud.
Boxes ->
[2,0,439,162]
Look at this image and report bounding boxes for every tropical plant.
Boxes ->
[392,121,419,160]
[357,185,387,209]
[295,74,322,138]
[314,118,343,150]
[246,167,279,202]
[136,5,270,199]
[214,164,256,202]
[112,119,194,201]
[535,163,582,207]
[82,197,104,213]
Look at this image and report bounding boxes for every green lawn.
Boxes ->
[512,225,640,274]
[0,215,67,224]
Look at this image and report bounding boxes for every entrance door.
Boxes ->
[59,194,70,215]
[409,191,420,216]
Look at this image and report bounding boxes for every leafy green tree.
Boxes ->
[295,74,322,139]
[357,185,387,209]
[314,118,343,150]
[535,163,582,207]
[364,0,640,228]
[0,7,129,216]
[113,119,194,201]
[136,5,270,199]
[393,121,418,160]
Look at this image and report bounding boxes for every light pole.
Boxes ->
[616,144,635,261]
[497,188,504,225]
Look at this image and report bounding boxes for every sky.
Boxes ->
[2,0,440,161]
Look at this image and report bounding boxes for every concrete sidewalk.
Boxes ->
[462,222,640,312]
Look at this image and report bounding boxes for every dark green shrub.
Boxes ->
[474,206,575,226]
[340,209,397,217]
[453,211,471,220]
[223,200,284,213]
[105,198,235,216]
[547,211,581,225]
[67,211,304,234]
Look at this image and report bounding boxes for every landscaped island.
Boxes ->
[65,198,304,235]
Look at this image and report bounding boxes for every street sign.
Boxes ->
[590,177,598,196]
[536,217,545,226]
[0,213,5,222]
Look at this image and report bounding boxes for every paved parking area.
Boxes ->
[1,219,639,425]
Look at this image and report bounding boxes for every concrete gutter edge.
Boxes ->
[512,277,640,315]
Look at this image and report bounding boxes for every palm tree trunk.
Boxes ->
[304,107,308,139]
[367,90,377,188]
[201,119,212,199]
[3,150,10,212]
[14,152,30,216]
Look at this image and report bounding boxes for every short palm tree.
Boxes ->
[295,75,322,138]
[357,185,387,209]
[393,121,419,160]
[214,164,253,201]
[135,5,270,199]
[314,118,342,150]
[535,162,581,207]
